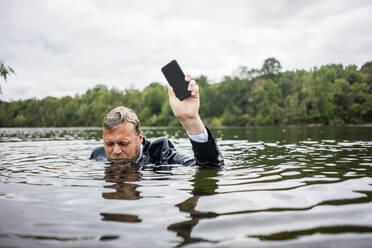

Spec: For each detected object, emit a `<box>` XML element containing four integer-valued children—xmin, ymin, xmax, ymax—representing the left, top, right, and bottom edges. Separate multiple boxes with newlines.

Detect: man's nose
<box><xmin>112</xmin><ymin>144</ymin><xmax>122</xmax><ymax>155</ymax></box>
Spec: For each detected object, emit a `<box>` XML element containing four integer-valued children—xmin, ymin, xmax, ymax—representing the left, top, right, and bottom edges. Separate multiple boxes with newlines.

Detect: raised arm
<box><xmin>167</xmin><ymin>75</ymin><xmax>224</xmax><ymax>167</ymax></box>
<box><xmin>167</xmin><ymin>74</ymin><xmax>204</xmax><ymax>135</ymax></box>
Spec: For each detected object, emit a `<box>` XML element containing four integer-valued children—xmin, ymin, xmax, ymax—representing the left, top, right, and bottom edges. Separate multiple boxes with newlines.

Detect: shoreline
<box><xmin>1</xmin><ymin>123</ymin><xmax>372</xmax><ymax>129</ymax></box>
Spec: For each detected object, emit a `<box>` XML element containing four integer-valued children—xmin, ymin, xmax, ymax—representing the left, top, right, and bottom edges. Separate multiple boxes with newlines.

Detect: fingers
<box><xmin>188</xmin><ymin>79</ymin><xmax>199</xmax><ymax>96</ymax></box>
<box><xmin>185</xmin><ymin>75</ymin><xmax>199</xmax><ymax>96</ymax></box>
<box><xmin>185</xmin><ymin>74</ymin><xmax>191</xmax><ymax>82</ymax></box>
<box><xmin>167</xmin><ymin>85</ymin><xmax>176</xmax><ymax>98</ymax></box>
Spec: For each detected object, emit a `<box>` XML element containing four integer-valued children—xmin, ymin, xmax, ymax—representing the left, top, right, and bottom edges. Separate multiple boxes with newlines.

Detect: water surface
<box><xmin>1</xmin><ymin>126</ymin><xmax>372</xmax><ymax>248</ymax></box>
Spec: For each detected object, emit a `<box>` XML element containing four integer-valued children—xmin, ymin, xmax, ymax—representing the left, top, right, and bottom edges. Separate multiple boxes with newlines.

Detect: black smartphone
<box><xmin>161</xmin><ymin>60</ymin><xmax>191</xmax><ymax>100</ymax></box>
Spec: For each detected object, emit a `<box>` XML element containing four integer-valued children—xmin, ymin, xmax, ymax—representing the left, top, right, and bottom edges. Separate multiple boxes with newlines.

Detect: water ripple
<box><xmin>0</xmin><ymin>126</ymin><xmax>372</xmax><ymax>247</ymax></box>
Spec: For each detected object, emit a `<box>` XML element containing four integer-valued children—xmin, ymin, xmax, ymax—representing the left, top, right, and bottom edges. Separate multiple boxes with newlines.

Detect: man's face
<box><xmin>103</xmin><ymin>122</ymin><xmax>143</xmax><ymax>164</ymax></box>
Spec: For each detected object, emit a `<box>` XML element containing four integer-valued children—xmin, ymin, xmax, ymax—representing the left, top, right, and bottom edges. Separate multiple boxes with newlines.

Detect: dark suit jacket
<box><xmin>90</xmin><ymin>126</ymin><xmax>224</xmax><ymax>167</ymax></box>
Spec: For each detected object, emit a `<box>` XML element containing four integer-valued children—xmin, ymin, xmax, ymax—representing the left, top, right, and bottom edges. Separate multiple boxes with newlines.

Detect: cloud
<box><xmin>1</xmin><ymin>0</ymin><xmax>372</xmax><ymax>100</ymax></box>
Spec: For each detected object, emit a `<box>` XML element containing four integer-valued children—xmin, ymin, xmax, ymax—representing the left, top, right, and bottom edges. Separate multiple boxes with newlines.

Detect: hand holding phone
<box><xmin>161</xmin><ymin>60</ymin><xmax>191</xmax><ymax>101</ymax></box>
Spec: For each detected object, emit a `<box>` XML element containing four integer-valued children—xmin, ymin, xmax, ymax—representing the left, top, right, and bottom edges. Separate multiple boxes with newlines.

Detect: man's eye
<box><xmin>106</xmin><ymin>143</ymin><xmax>114</xmax><ymax>146</ymax></box>
<box><xmin>118</xmin><ymin>142</ymin><xmax>129</xmax><ymax>146</ymax></box>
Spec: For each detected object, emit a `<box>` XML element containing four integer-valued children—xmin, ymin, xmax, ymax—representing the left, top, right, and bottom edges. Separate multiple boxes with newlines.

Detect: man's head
<box><xmin>103</xmin><ymin>106</ymin><xmax>143</xmax><ymax>164</ymax></box>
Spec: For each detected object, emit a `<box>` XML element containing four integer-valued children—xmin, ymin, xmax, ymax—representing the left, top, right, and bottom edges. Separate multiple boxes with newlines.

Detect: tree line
<box><xmin>1</xmin><ymin>58</ymin><xmax>372</xmax><ymax>127</ymax></box>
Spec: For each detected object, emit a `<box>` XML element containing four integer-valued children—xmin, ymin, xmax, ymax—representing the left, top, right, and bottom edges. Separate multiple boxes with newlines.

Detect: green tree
<box><xmin>140</xmin><ymin>83</ymin><xmax>167</xmax><ymax>126</ymax></box>
<box><xmin>251</xmin><ymin>79</ymin><xmax>282</xmax><ymax>125</ymax></box>
<box><xmin>0</xmin><ymin>60</ymin><xmax>15</xmax><ymax>93</ymax></box>
<box><xmin>303</xmin><ymin>65</ymin><xmax>339</xmax><ymax>123</ymax></box>
<box><xmin>260</xmin><ymin>57</ymin><xmax>282</xmax><ymax>81</ymax></box>
<box><xmin>361</xmin><ymin>61</ymin><xmax>372</xmax><ymax>93</ymax></box>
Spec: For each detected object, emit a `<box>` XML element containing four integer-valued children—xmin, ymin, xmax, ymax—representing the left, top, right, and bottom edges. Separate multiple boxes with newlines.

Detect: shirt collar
<box><xmin>136</xmin><ymin>144</ymin><xmax>144</xmax><ymax>163</ymax></box>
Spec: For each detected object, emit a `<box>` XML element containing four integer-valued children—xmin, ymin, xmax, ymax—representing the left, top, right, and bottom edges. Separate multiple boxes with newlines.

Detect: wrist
<box><xmin>179</xmin><ymin>115</ymin><xmax>205</xmax><ymax>135</ymax></box>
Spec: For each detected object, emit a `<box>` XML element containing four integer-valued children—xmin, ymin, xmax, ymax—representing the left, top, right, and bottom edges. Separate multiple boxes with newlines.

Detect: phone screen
<box><xmin>161</xmin><ymin>60</ymin><xmax>191</xmax><ymax>100</ymax></box>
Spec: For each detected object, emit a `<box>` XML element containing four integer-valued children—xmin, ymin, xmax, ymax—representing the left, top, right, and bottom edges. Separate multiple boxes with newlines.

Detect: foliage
<box><xmin>1</xmin><ymin>58</ymin><xmax>372</xmax><ymax>127</ymax></box>
<box><xmin>0</xmin><ymin>60</ymin><xmax>15</xmax><ymax>94</ymax></box>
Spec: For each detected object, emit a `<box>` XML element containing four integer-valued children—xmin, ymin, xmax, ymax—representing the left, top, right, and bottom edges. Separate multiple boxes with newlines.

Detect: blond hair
<box><xmin>103</xmin><ymin>106</ymin><xmax>141</xmax><ymax>135</ymax></box>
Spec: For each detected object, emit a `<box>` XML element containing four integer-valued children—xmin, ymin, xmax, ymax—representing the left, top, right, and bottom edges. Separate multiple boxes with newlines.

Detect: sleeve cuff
<box><xmin>187</xmin><ymin>126</ymin><xmax>209</xmax><ymax>143</ymax></box>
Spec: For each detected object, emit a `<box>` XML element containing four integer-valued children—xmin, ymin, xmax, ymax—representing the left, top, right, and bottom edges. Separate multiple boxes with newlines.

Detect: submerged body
<box><xmin>90</xmin><ymin>126</ymin><xmax>223</xmax><ymax>167</ymax></box>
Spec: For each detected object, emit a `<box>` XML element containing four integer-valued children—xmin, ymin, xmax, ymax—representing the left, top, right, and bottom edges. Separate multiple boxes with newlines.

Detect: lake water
<box><xmin>1</xmin><ymin>126</ymin><xmax>372</xmax><ymax>248</ymax></box>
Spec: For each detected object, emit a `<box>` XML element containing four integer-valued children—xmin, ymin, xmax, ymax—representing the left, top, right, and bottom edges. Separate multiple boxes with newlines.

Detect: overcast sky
<box><xmin>1</xmin><ymin>0</ymin><xmax>372</xmax><ymax>101</ymax></box>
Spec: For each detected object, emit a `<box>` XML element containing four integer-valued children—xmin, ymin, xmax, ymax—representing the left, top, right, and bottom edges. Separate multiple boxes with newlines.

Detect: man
<box><xmin>90</xmin><ymin>75</ymin><xmax>223</xmax><ymax>167</ymax></box>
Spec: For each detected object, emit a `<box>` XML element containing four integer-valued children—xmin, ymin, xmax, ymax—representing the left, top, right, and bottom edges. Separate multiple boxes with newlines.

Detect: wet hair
<box><xmin>103</xmin><ymin>106</ymin><xmax>141</xmax><ymax>135</ymax></box>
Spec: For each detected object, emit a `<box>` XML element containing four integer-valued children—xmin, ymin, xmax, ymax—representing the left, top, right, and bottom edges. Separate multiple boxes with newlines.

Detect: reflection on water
<box><xmin>101</xmin><ymin>163</ymin><xmax>143</xmax><ymax>224</ymax></box>
<box><xmin>1</xmin><ymin>126</ymin><xmax>372</xmax><ymax>247</ymax></box>
<box><xmin>103</xmin><ymin>163</ymin><xmax>142</xmax><ymax>201</ymax></box>
<box><xmin>168</xmin><ymin>168</ymin><xmax>220</xmax><ymax>247</ymax></box>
